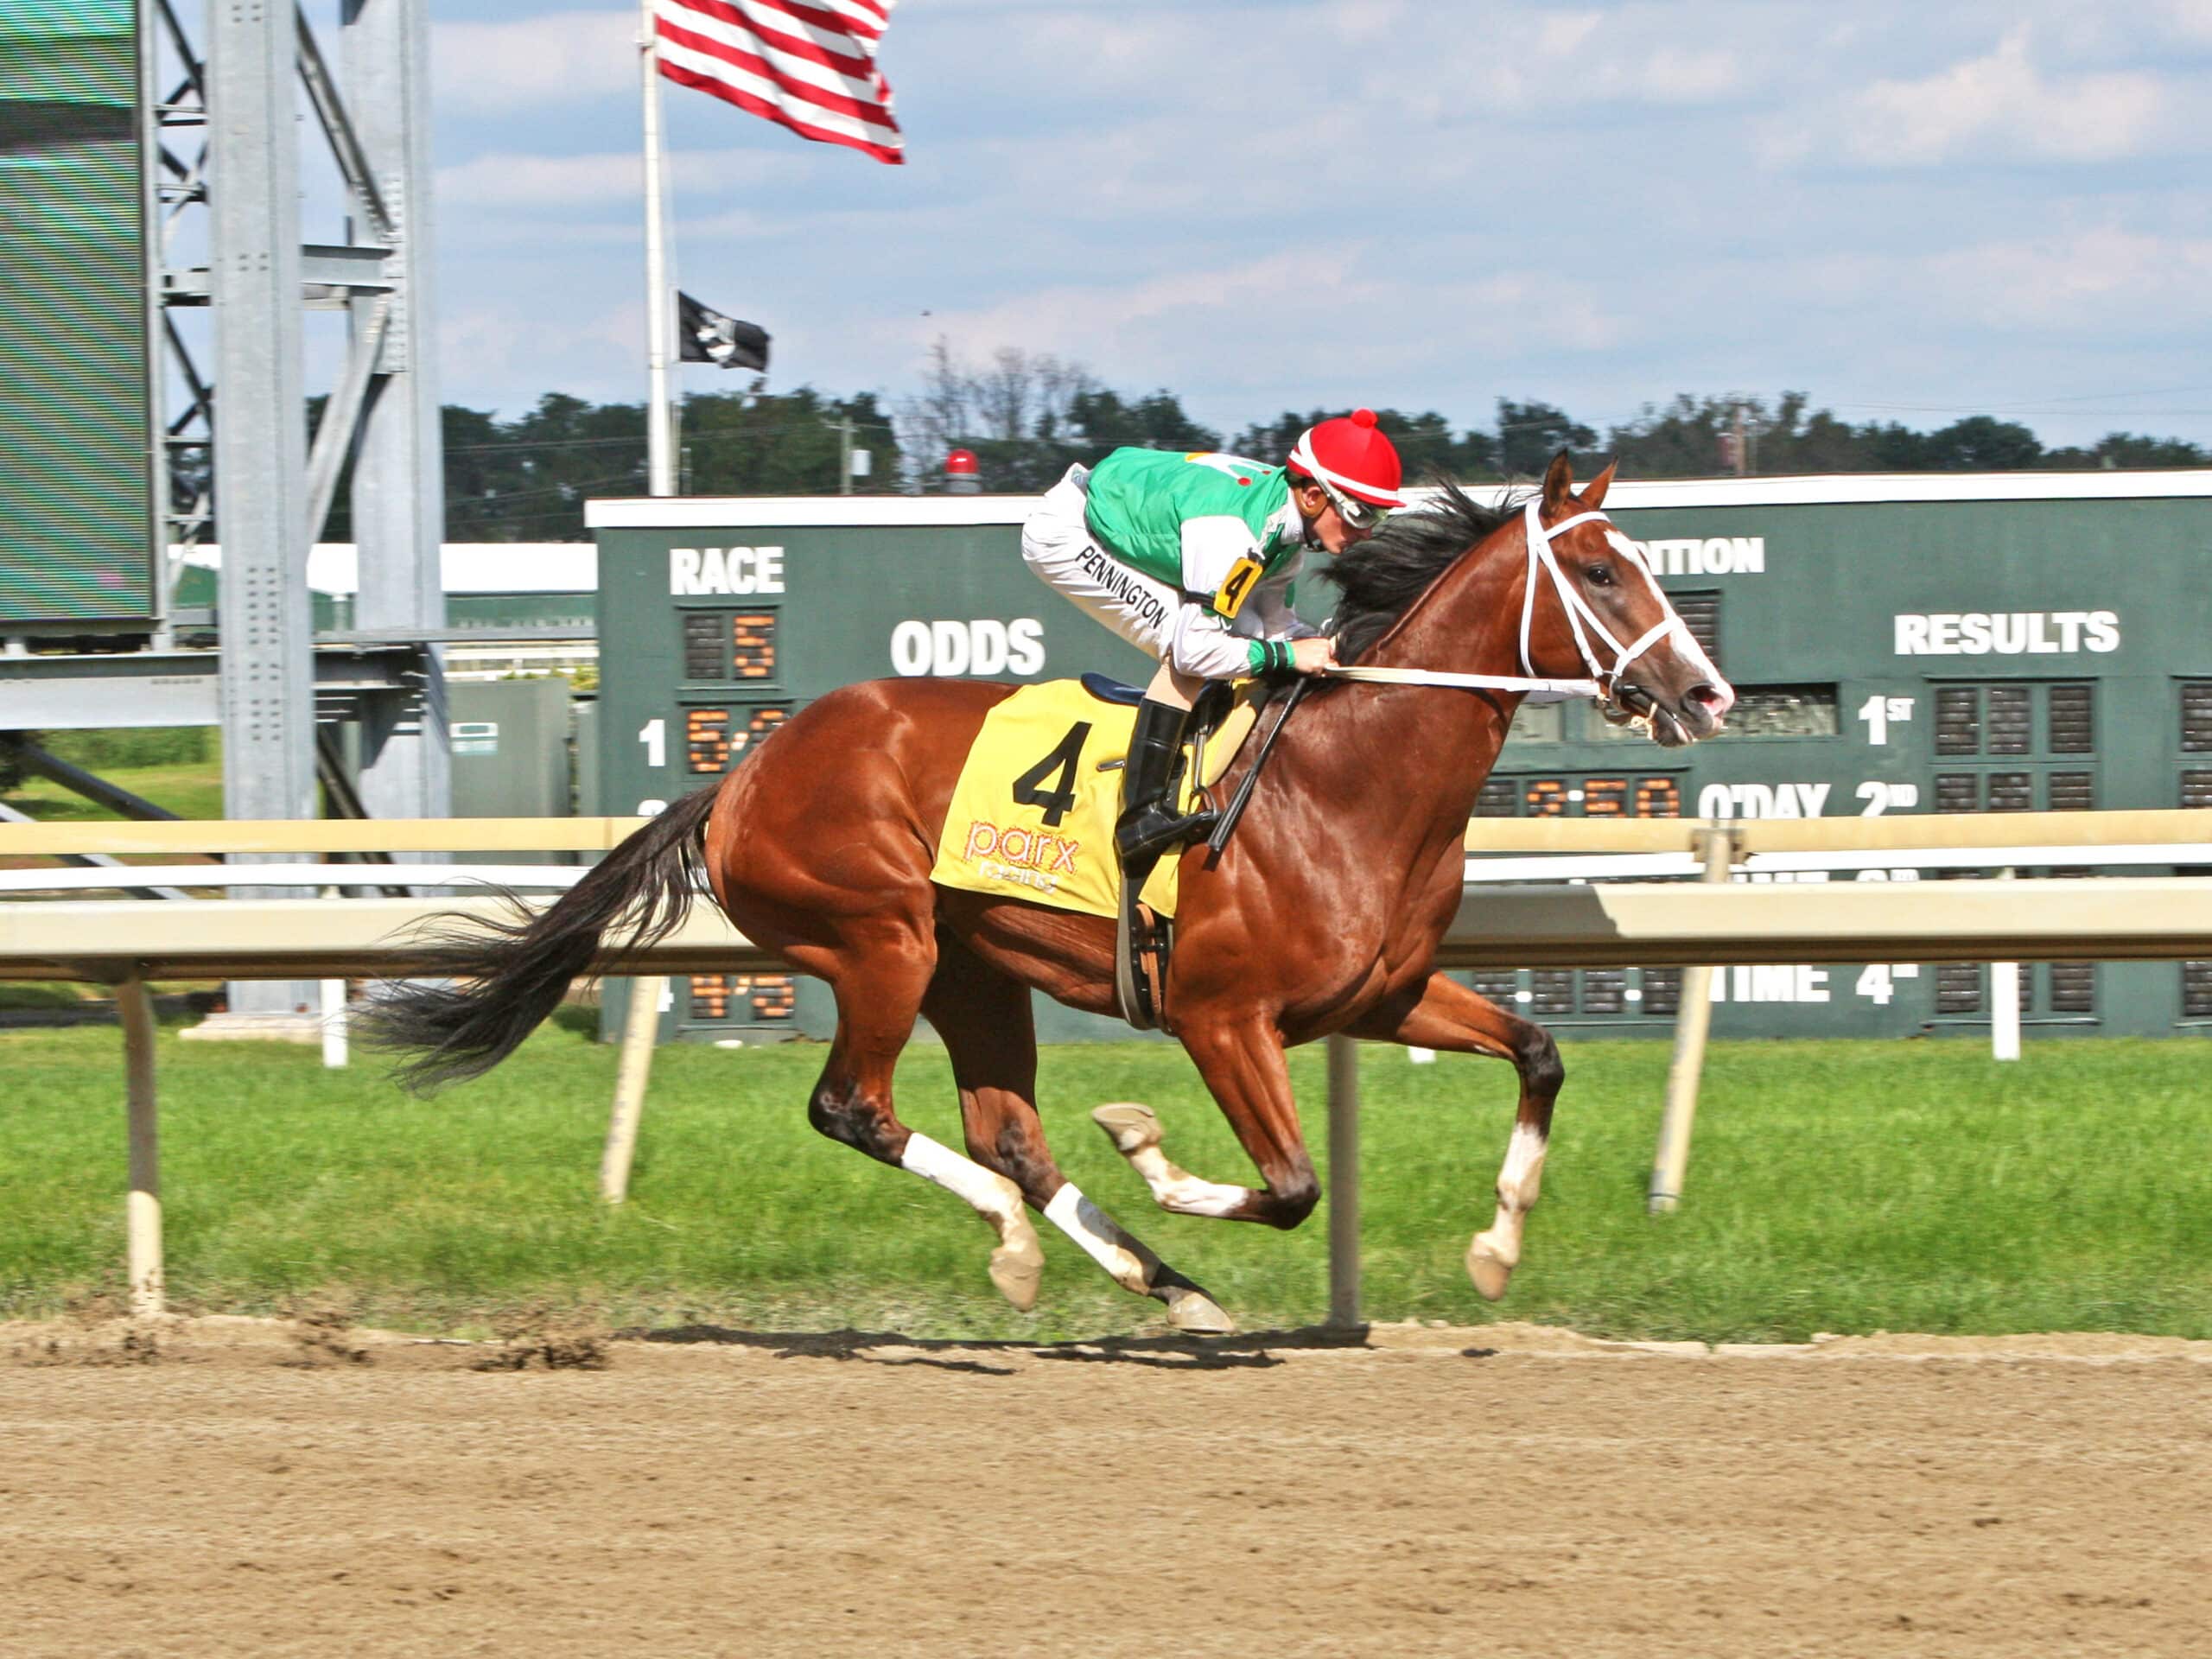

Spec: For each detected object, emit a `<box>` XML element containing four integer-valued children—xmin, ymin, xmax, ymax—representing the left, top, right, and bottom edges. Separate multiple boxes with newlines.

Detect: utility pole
<box><xmin>823</xmin><ymin>410</ymin><xmax>857</xmax><ymax>494</ymax></box>
<box><xmin>1732</xmin><ymin>401</ymin><xmax>1750</xmax><ymax>478</ymax></box>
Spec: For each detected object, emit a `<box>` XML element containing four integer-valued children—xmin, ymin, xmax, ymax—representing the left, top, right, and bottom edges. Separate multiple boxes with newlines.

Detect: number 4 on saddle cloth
<box><xmin>929</xmin><ymin>674</ymin><xmax>1257</xmax><ymax>925</ymax></box>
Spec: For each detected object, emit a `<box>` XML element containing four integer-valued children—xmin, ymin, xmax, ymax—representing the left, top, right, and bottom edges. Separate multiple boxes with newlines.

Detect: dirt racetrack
<box><xmin>5</xmin><ymin>1317</ymin><xmax>2208</xmax><ymax>1658</ymax></box>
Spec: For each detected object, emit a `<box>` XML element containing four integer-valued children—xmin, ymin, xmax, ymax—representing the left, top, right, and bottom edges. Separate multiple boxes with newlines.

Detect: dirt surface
<box><xmin>4</xmin><ymin>1317</ymin><xmax>2208</xmax><ymax>1657</ymax></box>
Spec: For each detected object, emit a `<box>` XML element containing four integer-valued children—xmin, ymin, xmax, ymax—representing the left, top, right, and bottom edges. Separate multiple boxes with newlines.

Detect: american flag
<box><xmin>655</xmin><ymin>0</ymin><xmax>904</xmax><ymax>166</ymax></box>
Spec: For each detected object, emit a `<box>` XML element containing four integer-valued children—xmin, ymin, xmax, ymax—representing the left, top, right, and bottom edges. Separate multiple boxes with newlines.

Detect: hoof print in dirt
<box><xmin>285</xmin><ymin>1303</ymin><xmax>374</xmax><ymax>1368</ymax></box>
<box><xmin>472</xmin><ymin>1310</ymin><xmax>611</xmax><ymax>1372</ymax></box>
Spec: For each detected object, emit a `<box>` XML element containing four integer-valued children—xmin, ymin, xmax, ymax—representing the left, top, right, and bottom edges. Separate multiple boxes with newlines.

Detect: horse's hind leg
<box><xmin>922</xmin><ymin>937</ymin><xmax>1232</xmax><ymax>1333</ymax></box>
<box><xmin>1349</xmin><ymin>970</ymin><xmax>1565</xmax><ymax>1301</ymax></box>
<box><xmin>805</xmin><ymin>931</ymin><xmax>1045</xmax><ymax>1311</ymax></box>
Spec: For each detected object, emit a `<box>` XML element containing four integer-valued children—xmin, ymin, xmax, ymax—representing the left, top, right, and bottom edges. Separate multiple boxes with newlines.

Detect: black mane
<box><xmin>1322</xmin><ymin>478</ymin><xmax>1529</xmax><ymax>665</ymax></box>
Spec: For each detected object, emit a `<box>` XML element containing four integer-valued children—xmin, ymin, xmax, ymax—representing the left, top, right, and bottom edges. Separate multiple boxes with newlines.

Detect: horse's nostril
<box><xmin>1686</xmin><ymin>682</ymin><xmax>1734</xmax><ymax>718</ymax></box>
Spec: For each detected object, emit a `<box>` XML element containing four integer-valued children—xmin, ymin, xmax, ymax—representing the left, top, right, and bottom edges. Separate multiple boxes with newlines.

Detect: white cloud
<box><xmin>431</xmin><ymin>10</ymin><xmax>634</xmax><ymax>116</ymax></box>
<box><xmin>439</xmin><ymin>150</ymin><xmax>641</xmax><ymax>207</ymax></box>
<box><xmin>414</xmin><ymin>1</ymin><xmax>2212</xmax><ymax>448</ymax></box>
<box><xmin>1823</xmin><ymin>27</ymin><xmax>2175</xmax><ymax>166</ymax></box>
<box><xmin>1754</xmin><ymin>226</ymin><xmax>2212</xmax><ymax>343</ymax></box>
<box><xmin>438</xmin><ymin>298</ymin><xmax>643</xmax><ymax>414</ymax></box>
<box><xmin>2157</xmin><ymin>0</ymin><xmax>2212</xmax><ymax>44</ymax></box>
<box><xmin>899</xmin><ymin>248</ymin><xmax>1626</xmax><ymax>404</ymax></box>
<box><xmin>1923</xmin><ymin>229</ymin><xmax>2212</xmax><ymax>330</ymax></box>
<box><xmin>437</xmin><ymin>147</ymin><xmax>785</xmax><ymax>208</ymax></box>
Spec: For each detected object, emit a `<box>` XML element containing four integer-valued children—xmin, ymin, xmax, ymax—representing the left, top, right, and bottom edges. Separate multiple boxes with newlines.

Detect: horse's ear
<box><xmin>1542</xmin><ymin>449</ymin><xmax>1574</xmax><ymax>507</ymax></box>
<box><xmin>1582</xmin><ymin>460</ymin><xmax>1618</xmax><ymax>509</ymax></box>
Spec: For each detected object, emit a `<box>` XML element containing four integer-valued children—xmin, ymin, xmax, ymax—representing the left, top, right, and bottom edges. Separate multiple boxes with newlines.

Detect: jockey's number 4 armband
<box><xmin>1211</xmin><ymin>555</ymin><xmax>1264</xmax><ymax>619</ymax></box>
<box><xmin>1246</xmin><ymin>639</ymin><xmax>1295</xmax><ymax>675</ymax></box>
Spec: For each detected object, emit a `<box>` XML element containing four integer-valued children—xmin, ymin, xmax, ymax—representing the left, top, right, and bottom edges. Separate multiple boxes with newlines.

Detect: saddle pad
<box><xmin>930</xmin><ymin>678</ymin><xmax>1254</xmax><ymax>920</ymax></box>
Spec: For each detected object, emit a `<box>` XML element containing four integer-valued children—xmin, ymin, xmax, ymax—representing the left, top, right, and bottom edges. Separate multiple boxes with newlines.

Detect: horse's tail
<box><xmin>360</xmin><ymin>786</ymin><xmax>721</xmax><ymax>1094</ymax></box>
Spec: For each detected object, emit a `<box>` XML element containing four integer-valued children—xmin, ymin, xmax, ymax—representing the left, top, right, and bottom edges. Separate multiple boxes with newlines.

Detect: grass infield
<box><xmin>2</xmin><ymin>1014</ymin><xmax>2207</xmax><ymax>1343</ymax></box>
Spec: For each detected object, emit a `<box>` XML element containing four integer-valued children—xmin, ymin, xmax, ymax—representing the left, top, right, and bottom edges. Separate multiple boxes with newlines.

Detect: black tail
<box><xmin>359</xmin><ymin>788</ymin><xmax>721</xmax><ymax>1093</ymax></box>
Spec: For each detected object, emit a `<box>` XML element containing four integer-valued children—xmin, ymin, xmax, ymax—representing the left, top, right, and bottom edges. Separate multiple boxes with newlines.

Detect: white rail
<box><xmin>8</xmin><ymin>840</ymin><xmax>2209</xmax><ymax>897</ymax></box>
<box><xmin>5</xmin><ymin>810</ymin><xmax>2209</xmax><ymax>1325</ymax></box>
<box><xmin>0</xmin><ymin>864</ymin><xmax>588</xmax><ymax>894</ymax></box>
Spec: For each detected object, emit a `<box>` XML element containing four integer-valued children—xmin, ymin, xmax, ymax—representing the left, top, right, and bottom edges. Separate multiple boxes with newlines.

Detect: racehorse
<box><xmin>365</xmin><ymin>454</ymin><xmax>1735</xmax><ymax>1332</ymax></box>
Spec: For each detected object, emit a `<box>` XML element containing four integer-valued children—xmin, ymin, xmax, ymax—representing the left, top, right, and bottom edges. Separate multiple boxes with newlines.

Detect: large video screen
<box><xmin>0</xmin><ymin>1</ymin><xmax>155</xmax><ymax>628</ymax></box>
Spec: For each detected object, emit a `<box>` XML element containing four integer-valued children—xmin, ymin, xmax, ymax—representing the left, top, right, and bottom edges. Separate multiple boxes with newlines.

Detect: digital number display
<box><xmin>689</xmin><ymin>974</ymin><xmax>798</xmax><ymax>1021</ymax></box>
<box><xmin>687</xmin><ymin>709</ymin><xmax>731</xmax><ymax>772</ymax></box>
<box><xmin>1584</xmin><ymin>777</ymin><xmax>1628</xmax><ymax>817</ymax></box>
<box><xmin>1509</xmin><ymin>774</ymin><xmax>1682</xmax><ymax>818</ymax></box>
<box><xmin>685</xmin><ymin>705</ymin><xmax>791</xmax><ymax>773</ymax></box>
<box><xmin>681</xmin><ymin>609</ymin><xmax>779</xmax><ymax>682</ymax></box>
<box><xmin>731</xmin><ymin>613</ymin><xmax>776</xmax><ymax>679</ymax></box>
<box><xmin>1524</xmin><ymin>779</ymin><xmax>1569</xmax><ymax>817</ymax></box>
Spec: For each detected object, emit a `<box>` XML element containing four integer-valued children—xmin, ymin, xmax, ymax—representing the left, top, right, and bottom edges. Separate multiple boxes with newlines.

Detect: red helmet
<box><xmin>1287</xmin><ymin>408</ymin><xmax>1406</xmax><ymax>522</ymax></box>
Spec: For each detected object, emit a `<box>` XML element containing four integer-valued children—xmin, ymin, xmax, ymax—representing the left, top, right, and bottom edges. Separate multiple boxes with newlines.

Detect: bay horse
<box><xmin>366</xmin><ymin>454</ymin><xmax>1735</xmax><ymax>1332</ymax></box>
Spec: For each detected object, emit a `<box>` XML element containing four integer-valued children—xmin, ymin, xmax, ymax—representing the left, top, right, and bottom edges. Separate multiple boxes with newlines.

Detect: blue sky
<box><xmin>410</xmin><ymin>0</ymin><xmax>2212</xmax><ymax>449</ymax></box>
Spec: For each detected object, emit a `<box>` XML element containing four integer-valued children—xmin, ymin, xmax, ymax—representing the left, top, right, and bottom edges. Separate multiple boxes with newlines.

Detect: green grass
<box><xmin>3</xmin><ymin>758</ymin><xmax>226</xmax><ymax>823</ymax></box>
<box><xmin>2</xmin><ymin>1018</ymin><xmax>2208</xmax><ymax>1342</ymax></box>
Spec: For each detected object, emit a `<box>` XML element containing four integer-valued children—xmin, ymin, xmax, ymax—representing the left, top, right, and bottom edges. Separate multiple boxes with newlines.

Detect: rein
<box><xmin>1324</xmin><ymin>498</ymin><xmax>1692</xmax><ymax>706</ymax></box>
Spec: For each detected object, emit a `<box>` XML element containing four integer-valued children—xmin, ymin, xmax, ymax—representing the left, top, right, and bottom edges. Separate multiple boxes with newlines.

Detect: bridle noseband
<box><xmin>1325</xmin><ymin>498</ymin><xmax>1697</xmax><ymax>711</ymax></box>
<box><xmin>1516</xmin><ymin>499</ymin><xmax>1694</xmax><ymax>705</ymax></box>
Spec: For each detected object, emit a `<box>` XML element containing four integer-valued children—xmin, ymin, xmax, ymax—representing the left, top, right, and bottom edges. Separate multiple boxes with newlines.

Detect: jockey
<box><xmin>1021</xmin><ymin>408</ymin><xmax>1405</xmax><ymax>889</ymax></box>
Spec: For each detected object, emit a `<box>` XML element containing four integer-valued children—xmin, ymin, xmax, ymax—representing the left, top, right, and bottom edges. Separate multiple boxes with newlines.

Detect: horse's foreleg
<box><xmin>805</xmin><ymin>932</ymin><xmax>1044</xmax><ymax>1313</ymax></box>
<box><xmin>1124</xmin><ymin>1015</ymin><xmax>1319</xmax><ymax>1230</ymax></box>
<box><xmin>1349</xmin><ymin>971</ymin><xmax>1565</xmax><ymax>1301</ymax></box>
<box><xmin>922</xmin><ymin>942</ymin><xmax>1230</xmax><ymax>1332</ymax></box>
<box><xmin>1090</xmin><ymin>1101</ymin><xmax>1262</xmax><ymax>1217</ymax></box>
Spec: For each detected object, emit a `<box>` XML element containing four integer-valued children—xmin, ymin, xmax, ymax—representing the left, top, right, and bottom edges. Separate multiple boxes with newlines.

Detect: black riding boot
<box><xmin>1116</xmin><ymin>696</ymin><xmax>1217</xmax><ymax>885</ymax></box>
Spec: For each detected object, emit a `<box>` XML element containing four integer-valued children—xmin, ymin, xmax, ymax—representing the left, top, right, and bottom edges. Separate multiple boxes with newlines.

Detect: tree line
<box><xmin>315</xmin><ymin>344</ymin><xmax>2210</xmax><ymax>542</ymax></box>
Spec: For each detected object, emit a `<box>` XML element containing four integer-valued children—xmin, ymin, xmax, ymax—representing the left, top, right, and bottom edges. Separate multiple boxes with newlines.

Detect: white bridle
<box><xmin>1515</xmin><ymin>499</ymin><xmax>1696</xmax><ymax>692</ymax></box>
<box><xmin>1325</xmin><ymin>498</ymin><xmax>1696</xmax><ymax>703</ymax></box>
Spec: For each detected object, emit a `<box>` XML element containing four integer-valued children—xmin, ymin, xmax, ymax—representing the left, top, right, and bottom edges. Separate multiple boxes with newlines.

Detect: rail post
<box><xmin>1991</xmin><ymin>868</ymin><xmax>2021</xmax><ymax>1061</ymax></box>
<box><xmin>1648</xmin><ymin>825</ymin><xmax>1739</xmax><ymax>1215</ymax></box>
<box><xmin>118</xmin><ymin>978</ymin><xmax>164</xmax><ymax>1316</ymax></box>
<box><xmin>319</xmin><ymin>977</ymin><xmax>348</xmax><ymax>1068</ymax></box>
<box><xmin>601</xmin><ymin>976</ymin><xmax>664</xmax><ymax>1203</ymax></box>
<box><xmin>1325</xmin><ymin>1033</ymin><xmax>1362</xmax><ymax>1329</ymax></box>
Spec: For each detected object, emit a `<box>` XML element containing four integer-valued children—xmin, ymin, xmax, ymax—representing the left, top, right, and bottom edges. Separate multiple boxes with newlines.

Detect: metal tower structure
<box><xmin>153</xmin><ymin>0</ymin><xmax>449</xmax><ymax>1032</ymax></box>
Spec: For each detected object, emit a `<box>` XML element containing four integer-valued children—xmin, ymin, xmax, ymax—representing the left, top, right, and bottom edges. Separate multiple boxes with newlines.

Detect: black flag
<box><xmin>678</xmin><ymin>292</ymin><xmax>770</xmax><ymax>372</ymax></box>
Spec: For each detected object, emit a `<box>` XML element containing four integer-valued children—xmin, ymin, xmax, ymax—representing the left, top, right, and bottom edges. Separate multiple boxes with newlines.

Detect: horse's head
<box><xmin>1522</xmin><ymin>453</ymin><xmax>1735</xmax><ymax>747</ymax></box>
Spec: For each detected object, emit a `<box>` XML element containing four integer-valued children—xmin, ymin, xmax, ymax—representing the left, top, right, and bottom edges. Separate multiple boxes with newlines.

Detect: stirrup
<box><xmin>1114</xmin><ymin>885</ymin><xmax>1172</xmax><ymax>1032</ymax></box>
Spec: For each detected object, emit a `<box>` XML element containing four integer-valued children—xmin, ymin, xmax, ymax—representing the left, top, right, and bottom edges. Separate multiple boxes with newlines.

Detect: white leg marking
<box><xmin>901</xmin><ymin>1130</ymin><xmax>1025</xmax><ymax>1229</ymax></box>
<box><xmin>901</xmin><ymin>1131</ymin><xmax>1044</xmax><ymax>1310</ymax></box>
<box><xmin>1468</xmin><ymin>1122</ymin><xmax>1548</xmax><ymax>1301</ymax></box>
<box><xmin>1091</xmin><ymin>1103</ymin><xmax>1252</xmax><ymax>1217</ymax></box>
<box><xmin>1124</xmin><ymin>1145</ymin><xmax>1253</xmax><ymax>1217</ymax></box>
<box><xmin>1042</xmin><ymin>1182</ymin><xmax>1159</xmax><ymax>1295</ymax></box>
<box><xmin>1044</xmin><ymin>1183</ymin><xmax>1236</xmax><ymax>1332</ymax></box>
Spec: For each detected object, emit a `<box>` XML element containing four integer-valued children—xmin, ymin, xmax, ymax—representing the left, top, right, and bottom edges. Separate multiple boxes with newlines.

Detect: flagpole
<box><xmin>639</xmin><ymin>0</ymin><xmax>675</xmax><ymax>497</ymax></box>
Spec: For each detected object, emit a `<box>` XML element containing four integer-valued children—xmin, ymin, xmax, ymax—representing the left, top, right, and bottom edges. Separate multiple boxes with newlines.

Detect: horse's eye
<box><xmin>1586</xmin><ymin>563</ymin><xmax>1617</xmax><ymax>588</ymax></box>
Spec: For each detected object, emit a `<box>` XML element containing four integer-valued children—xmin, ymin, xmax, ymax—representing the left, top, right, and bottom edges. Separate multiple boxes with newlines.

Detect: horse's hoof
<box><xmin>1465</xmin><ymin>1239</ymin><xmax>1514</xmax><ymax>1302</ymax></box>
<box><xmin>988</xmin><ymin>1235</ymin><xmax>1044</xmax><ymax>1313</ymax></box>
<box><xmin>1092</xmin><ymin>1101</ymin><xmax>1163</xmax><ymax>1155</ymax></box>
<box><xmin>1165</xmin><ymin>1288</ymin><xmax>1236</xmax><ymax>1335</ymax></box>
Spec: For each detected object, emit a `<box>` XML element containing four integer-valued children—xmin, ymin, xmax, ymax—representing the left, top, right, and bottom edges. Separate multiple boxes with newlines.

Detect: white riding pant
<box><xmin>1021</xmin><ymin>466</ymin><xmax>1273</xmax><ymax>683</ymax></box>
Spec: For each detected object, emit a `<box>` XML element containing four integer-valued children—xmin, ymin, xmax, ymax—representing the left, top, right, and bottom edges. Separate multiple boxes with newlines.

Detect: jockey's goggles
<box><xmin>1320</xmin><ymin>479</ymin><xmax>1389</xmax><ymax>531</ymax></box>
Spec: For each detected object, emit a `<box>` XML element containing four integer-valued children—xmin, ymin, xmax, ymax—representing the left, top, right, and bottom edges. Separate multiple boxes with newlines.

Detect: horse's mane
<box><xmin>1322</xmin><ymin>478</ymin><xmax>1531</xmax><ymax>665</ymax></box>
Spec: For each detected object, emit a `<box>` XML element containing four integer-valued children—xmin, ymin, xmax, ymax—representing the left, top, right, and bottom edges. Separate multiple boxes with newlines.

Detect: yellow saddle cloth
<box><xmin>930</xmin><ymin>679</ymin><xmax>1254</xmax><ymax>921</ymax></box>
